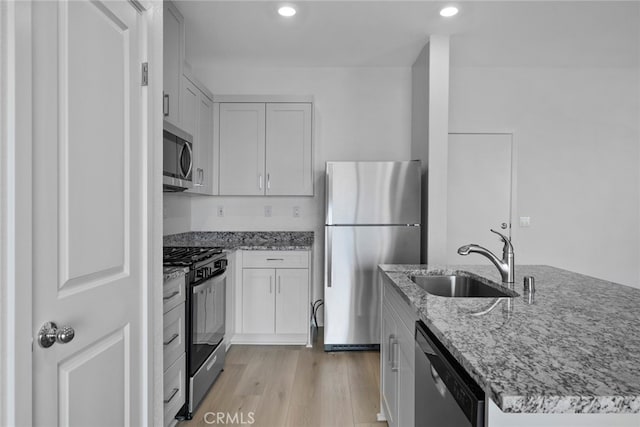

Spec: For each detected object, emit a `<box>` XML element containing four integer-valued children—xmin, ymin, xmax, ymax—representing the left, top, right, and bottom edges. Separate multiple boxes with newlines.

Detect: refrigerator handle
<box><xmin>325</xmin><ymin>226</ymin><xmax>332</xmax><ymax>288</ymax></box>
<box><xmin>326</xmin><ymin>163</ymin><xmax>333</xmax><ymax>224</ymax></box>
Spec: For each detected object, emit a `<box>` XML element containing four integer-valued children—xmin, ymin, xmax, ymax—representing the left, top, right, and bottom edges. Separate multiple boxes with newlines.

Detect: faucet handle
<box><xmin>490</xmin><ymin>229</ymin><xmax>514</xmax><ymax>252</ymax></box>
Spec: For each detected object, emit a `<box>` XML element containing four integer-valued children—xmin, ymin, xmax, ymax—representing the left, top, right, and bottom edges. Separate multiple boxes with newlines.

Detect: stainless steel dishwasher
<box><xmin>415</xmin><ymin>320</ymin><xmax>485</xmax><ymax>427</ymax></box>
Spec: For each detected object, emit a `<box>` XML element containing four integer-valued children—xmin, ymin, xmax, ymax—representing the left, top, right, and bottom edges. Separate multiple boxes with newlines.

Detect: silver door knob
<box><xmin>38</xmin><ymin>321</ymin><xmax>75</xmax><ymax>348</ymax></box>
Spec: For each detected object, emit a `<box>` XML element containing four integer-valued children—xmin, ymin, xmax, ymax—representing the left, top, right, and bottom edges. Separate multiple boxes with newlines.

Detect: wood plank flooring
<box><xmin>181</xmin><ymin>333</ymin><xmax>387</xmax><ymax>427</ymax></box>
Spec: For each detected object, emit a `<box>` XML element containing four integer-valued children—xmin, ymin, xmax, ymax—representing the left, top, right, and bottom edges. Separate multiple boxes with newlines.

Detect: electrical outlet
<box><xmin>293</xmin><ymin>206</ymin><xmax>300</xmax><ymax>218</ymax></box>
<box><xmin>217</xmin><ymin>206</ymin><xmax>224</xmax><ymax>217</ymax></box>
<box><xmin>264</xmin><ymin>206</ymin><xmax>272</xmax><ymax>217</ymax></box>
<box><xmin>163</xmin><ymin>206</ymin><xmax>168</xmax><ymax>219</ymax></box>
<box><xmin>519</xmin><ymin>216</ymin><xmax>531</xmax><ymax>227</ymax></box>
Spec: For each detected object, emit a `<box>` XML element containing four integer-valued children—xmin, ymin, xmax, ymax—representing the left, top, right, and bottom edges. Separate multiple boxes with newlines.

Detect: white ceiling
<box><xmin>177</xmin><ymin>1</ymin><xmax>640</xmax><ymax>68</ymax></box>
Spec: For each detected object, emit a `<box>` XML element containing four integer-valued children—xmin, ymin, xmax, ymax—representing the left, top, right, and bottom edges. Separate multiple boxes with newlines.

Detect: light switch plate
<box><xmin>519</xmin><ymin>216</ymin><xmax>531</xmax><ymax>227</ymax></box>
<box><xmin>264</xmin><ymin>206</ymin><xmax>272</xmax><ymax>217</ymax></box>
<box><xmin>217</xmin><ymin>206</ymin><xmax>224</xmax><ymax>217</ymax></box>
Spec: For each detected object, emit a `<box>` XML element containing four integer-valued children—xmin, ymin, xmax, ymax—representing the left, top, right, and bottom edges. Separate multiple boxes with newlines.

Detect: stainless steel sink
<box><xmin>410</xmin><ymin>274</ymin><xmax>517</xmax><ymax>298</ymax></box>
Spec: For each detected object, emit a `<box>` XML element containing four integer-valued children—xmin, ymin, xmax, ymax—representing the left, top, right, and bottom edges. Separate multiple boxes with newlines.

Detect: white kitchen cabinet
<box><xmin>218</xmin><ymin>101</ymin><xmax>313</xmax><ymax>196</ymax></box>
<box><xmin>234</xmin><ymin>250</ymin><xmax>310</xmax><ymax>345</ymax></box>
<box><xmin>241</xmin><ymin>268</ymin><xmax>276</xmax><ymax>334</ymax></box>
<box><xmin>218</xmin><ymin>103</ymin><xmax>266</xmax><ymax>196</ymax></box>
<box><xmin>182</xmin><ymin>73</ymin><xmax>216</xmax><ymax>195</ymax></box>
<box><xmin>275</xmin><ymin>268</ymin><xmax>310</xmax><ymax>335</ymax></box>
<box><xmin>381</xmin><ymin>302</ymin><xmax>398</xmax><ymax>427</ymax></box>
<box><xmin>163</xmin><ymin>1</ymin><xmax>184</xmax><ymax>126</ymax></box>
<box><xmin>265</xmin><ymin>103</ymin><xmax>313</xmax><ymax>196</ymax></box>
<box><xmin>380</xmin><ymin>276</ymin><xmax>416</xmax><ymax>427</ymax></box>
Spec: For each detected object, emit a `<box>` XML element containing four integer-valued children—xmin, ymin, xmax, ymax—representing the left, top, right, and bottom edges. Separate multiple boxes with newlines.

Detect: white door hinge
<box><xmin>141</xmin><ymin>62</ymin><xmax>148</xmax><ymax>86</ymax></box>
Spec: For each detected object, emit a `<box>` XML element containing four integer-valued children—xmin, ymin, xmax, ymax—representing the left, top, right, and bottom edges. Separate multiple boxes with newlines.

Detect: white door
<box><xmin>265</xmin><ymin>103</ymin><xmax>313</xmax><ymax>196</ymax></box>
<box><xmin>32</xmin><ymin>1</ymin><xmax>147</xmax><ymax>425</ymax></box>
<box><xmin>219</xmin><ymin>103</ymin><xmax>266</xmax><ymax>195</ymax></box>
<box><xmin>275</xmin><ymin>269</ymin><xmax>309</xmax><ymax>334</ymax></box>
<box><xmin>446</xmin><ymin>133</ymin><xmax>512</xmax><ymax>264</ymax></box>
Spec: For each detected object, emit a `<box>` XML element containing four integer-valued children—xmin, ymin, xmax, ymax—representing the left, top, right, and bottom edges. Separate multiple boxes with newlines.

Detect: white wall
<box><xmin>449</xmin><ymin>66</ymin><xmax>640</xmax><ymax>287</ymax></box>
<box><xmin>188</xmin><ymin>65</ymin><xmax>413</xmax><ymax>310</ymax></box>
<box><xmin>163</xmin><ymin>193</ymin><xmax>191</xmax><ymax>236</ymax></box>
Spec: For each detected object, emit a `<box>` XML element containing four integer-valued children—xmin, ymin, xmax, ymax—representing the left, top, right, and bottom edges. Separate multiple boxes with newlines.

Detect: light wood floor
<box><xmin>181</xmin><ymin>333</ymin><xmax>387</xmax><ymax>427</ymax></box>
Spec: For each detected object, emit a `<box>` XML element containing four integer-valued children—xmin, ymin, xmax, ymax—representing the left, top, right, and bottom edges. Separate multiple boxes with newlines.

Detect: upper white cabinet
<box><xmin>218</xmin><ymin>100</ymin><xmax>313</xmax><ymax>196</ymax></box>
<box><xmin>163</xmin><ymin>1</ymin><xmax>184</xmax><ymax>126</ymax></box>
<box><xmin>182</xmin><ymin>72</ymin><xmax>217</xmax><ymax>195</ymax></box>
<box><xmin>218</xmin><ymin>103</ymin><xmax>266</xmax><ymax>196</ymax></box>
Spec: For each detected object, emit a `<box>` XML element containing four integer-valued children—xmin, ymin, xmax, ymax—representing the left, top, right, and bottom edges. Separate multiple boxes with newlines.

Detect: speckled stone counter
<box><xmin>163</xmin><ymin>265</ymin><xmax>188</xmax><ymax>282</ymax></box>
<box><xmin>379</xmin><ymin>264</ymin><xmax>640</xmax><ymax>414</ymax></box>
<box><xmin>163</xmin><ymin>231</ymin><xmax>313</xmax><ymax>251</ymax></box>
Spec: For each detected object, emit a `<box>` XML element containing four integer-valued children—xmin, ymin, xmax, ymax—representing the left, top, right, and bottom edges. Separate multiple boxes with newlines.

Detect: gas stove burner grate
<box><xmin>163</xmin><ymin>246</ymin><xmax>224</xmax><ymax>266</ymax></box>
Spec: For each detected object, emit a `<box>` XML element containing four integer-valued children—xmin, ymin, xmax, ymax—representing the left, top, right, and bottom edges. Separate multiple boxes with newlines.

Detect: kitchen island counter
<box><xmin>379</xmin><ymin>264</ymin><xmax>640</xmax><ymax>415</ymax></box>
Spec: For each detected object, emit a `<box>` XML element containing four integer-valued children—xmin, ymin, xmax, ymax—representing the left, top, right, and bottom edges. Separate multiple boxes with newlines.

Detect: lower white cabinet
<box><xmin>163</xmin><ymin>273</ymin><xmax>186</xmax><ymax>426</ymax></box>
<box><xmin>380</xmin><ymin>275</ymin><xmax>416</xmax><ymax>427</ymax></box>
<box><xmin>234</xmin><ymin>250</ymin><xmax>310</xmax><ymax>345</ymax></box>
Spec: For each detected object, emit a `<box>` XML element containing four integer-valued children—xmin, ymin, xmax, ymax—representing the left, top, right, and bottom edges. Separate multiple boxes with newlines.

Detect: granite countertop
<box><xmin>379</xmin><ymin>264</ymin><xmax>640</xmax><ymax>414</ymax></box>
<box><xmin>163</xmin><ymin>231</ymin><xmax>313</xmax><ymax>251</ymax></box>
<box><xmin>163</xmin><ymin>265</ymin><xmax>188</xmax><ymax>282</ymax></box>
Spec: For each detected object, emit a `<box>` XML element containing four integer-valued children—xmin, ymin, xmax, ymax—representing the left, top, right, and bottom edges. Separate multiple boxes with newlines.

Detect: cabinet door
<box><xmin>197</xmin><ymin>94</ymin><xmax>216</xmax><ymax>195</ymax></box>
<box><xmin>182</xmin><ymin>78</ymin><xmax>199</xmax><ymax>194</ymax></box>
<box><xmin>381</xmin><ymin>302</ymin><xmax>398</xmax><ymax>427</ymax></box>
<box><xmin>242</xmin><ymin>269</ymin><xmax>275</xmax><ymax>334</ymax></box>
<box><xmin>219</xmin><ymin>103</ymin><xmax>266</xmax><ymax>195</ymax></box>
<box><xmin>163</xmin><ymin>1</ymin><xmax>183</xmax><ymax>125</ymax></box>
<box><xmin>265</xmin><ymin>103</ymin><xmax>313</xmax><ymax>196</ymax></box>
<box><xmin>275</xmin><ymin>269</ymin><xmax>309</xmax><ymax>335</ymax></box>
<box><xmin>397</xmin><ymin>327</ymin><xmax>415</xmax><ymax>427</ymax></box>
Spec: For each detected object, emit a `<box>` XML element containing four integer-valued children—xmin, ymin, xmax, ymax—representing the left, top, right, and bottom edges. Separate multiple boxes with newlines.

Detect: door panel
<box><xmin>32</xmin><ymin>1</ymin><xmax>144</xmax><ymax>424</ymax></box>
<box><xmin>59</xmin><ymin>328</ymin><xmax>128</xmax><ymax>427</ymax></box>
<box><xmin>275</xmin><ymin>269</ymin><xmax>309</xmax><ymax>334</ymax></box>
<box><xmin>219</xmin><ymin>103</ymin><xmax>266</xmax><ymax>195</ymax></box>
<box><xmin>447</xmin><ymin>134</ymin><xmax>512</xmax><ymax>264</ymax></box>
<box><xmin>242</xmin><ymin>269</ymin><xmax>275</xmax><ymax>334</ymax></box>
<box><xmin>324</xmin><ymin>226</ymin><xmax>420</xmax><ymax>345</ymax></box>
<box><xmin>326</xmin><ymin>161</ymin><xmax>421</xmax><ymax>225</ymax></box>
<box><xmin>265</xmin><ymin>103</ymin><xmax>312</xmax><ymax>196</ymax></box>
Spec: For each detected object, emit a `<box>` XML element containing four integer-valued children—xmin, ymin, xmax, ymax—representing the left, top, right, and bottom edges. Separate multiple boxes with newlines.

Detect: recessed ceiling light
<box><xmin>278</xmin><ymin>6</ymin><xmax>296</xmax><ymax>17</ymax></box>
<box><xmin>440</xmin><ymin>6</ymin><xmax>459</xmax><ymax>17</ymax></box>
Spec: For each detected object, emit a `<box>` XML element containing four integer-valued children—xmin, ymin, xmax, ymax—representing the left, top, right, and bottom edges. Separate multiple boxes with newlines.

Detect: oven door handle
<box><xmin>192</xmin><ymin>272</ymin><xmax>226</xmax><ymax>293</ymax></box>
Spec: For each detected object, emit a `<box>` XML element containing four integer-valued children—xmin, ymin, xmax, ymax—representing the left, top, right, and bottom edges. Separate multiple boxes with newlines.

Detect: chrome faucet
<box><xmin>458</xmin><ymin>229</ymin><xmax>515</xmax><ymax>285</ymax></box>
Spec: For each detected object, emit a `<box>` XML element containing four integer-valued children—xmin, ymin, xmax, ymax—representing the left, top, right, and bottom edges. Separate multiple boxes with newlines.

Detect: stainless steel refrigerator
<box><xmin>324</xmin><ymin>161</ymin><xmax>421</xmax><ymax>351</ymax></box>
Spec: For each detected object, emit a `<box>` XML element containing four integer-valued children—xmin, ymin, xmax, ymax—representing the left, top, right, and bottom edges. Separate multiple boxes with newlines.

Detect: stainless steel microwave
<box><xmin>163</xmin><ymin>120</ymin><xmax>193</xmax><ymax>192</ymax></box>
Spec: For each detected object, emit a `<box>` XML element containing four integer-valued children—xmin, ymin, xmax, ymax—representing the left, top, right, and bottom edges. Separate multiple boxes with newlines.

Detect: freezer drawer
<box><xmin>325</xmin><ymin>161</ymin><xmax>421</xmax><ymax>225</ymax></box>
<box><xmin>324</xmin><ymin>225</ymin><xmax>420</xmax><ymax>349</ymax></box>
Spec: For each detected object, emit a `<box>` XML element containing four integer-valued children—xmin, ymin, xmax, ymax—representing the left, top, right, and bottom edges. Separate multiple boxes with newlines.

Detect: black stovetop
<box><xmin>163</xmin><ymin>246</ymin><xmax>223</xmax><ymax>266</ymax></box>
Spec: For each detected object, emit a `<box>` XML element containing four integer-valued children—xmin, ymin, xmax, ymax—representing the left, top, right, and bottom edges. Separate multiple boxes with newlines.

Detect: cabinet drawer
<box><xmin>163</xmin><ymin>273</ymin><xmax>186</xmax><ymax>314</ymax></box>
<box><xmin>163</xmin><ymin>303</ymin><xmax>185</xmax><ymax>371</ymax></box>
<box><xmin>163</xmin><ymin>353</ymin><xmax>186</xmax><ymax>427</ymax></box>
<box><xmin>242</xmin><ymin>250</ymin><xmax>308</xmax><ymax>268</ymax></box>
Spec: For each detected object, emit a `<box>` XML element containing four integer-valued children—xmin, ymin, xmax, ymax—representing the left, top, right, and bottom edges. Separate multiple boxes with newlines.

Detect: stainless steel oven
<box><xmin>189</xmin><ymin>267</ymin><xmax>226</xmax><ymax>413</ymax></box>
<box><xmin>415</xmin><ymin>320</ymin><xmax>485</xmax><ymax>427</ymax></box>
<box><xmin>163</xmin><ymin>120</ymin><xmax>193</xmax><ymax>191</ymax></box>
<box><xmin>163</xmin><ymin>247</ymin><xmax>227</xmax><ymax>420</ymax></box>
